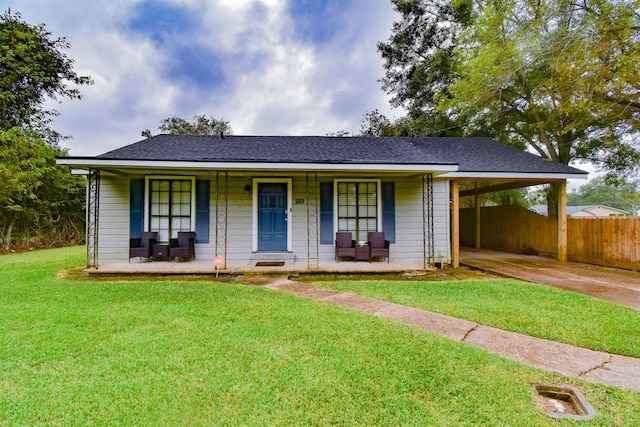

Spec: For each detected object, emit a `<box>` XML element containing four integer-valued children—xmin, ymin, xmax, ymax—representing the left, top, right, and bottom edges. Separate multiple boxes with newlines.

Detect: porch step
<box><xmin>250</xmin><ymin>252</ymin><xmax>296</xmax><ymax>263</ymax></box>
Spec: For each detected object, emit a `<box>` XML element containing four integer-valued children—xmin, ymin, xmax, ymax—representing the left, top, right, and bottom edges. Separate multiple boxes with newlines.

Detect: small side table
<box><xmin>152</xmin><ymin>244</ymin><xmax>170</xmax><ymax>261</ymax></box>
<box><xmin>355</xmin><ymin>244</ymin><xmax>370</xmax><ymax>262</ymax></box>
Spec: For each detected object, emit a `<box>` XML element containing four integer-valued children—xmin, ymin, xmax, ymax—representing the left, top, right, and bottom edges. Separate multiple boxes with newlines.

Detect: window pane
<box><xmin>336</xmin><ymin>181</ymin><xmax>378</xmax><ymax>239</ymax></box>
<box><xmin>171</xmin><ymin>218</ymin><xmax>181</xmax><ymax>238</ymax></box>
<box><xmin>148</xmin><ymin>179</ymin><xmax>193</xmax><ymax>242</ymax></box>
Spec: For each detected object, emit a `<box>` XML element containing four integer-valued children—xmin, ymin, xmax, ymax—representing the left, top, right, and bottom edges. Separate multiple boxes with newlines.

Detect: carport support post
<box><xmin>558</xmin><ymin>180</ymin><xmax>567</xmax><ymax>263</ymax></box>
<box><xmin>451</xmin><ymin>180</ymin><xmax>460</xmax><ymax>268</ymax></box>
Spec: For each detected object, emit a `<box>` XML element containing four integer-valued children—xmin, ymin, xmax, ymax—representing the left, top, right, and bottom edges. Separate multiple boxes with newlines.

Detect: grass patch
<box><xmin>304</xmin><ymin>277</ymin><xmax>640</xmax><ymax>358</ymax></box>
<box><xmin>0</xmin><ymin>247</ymin><xmax>638</xmax><ymax>425</ymax></box>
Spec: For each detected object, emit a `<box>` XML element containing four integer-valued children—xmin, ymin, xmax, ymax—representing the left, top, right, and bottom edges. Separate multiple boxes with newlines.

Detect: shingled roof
<box><xmin>93</xmin><ymin>134</ymin><xmax>586</xmax><ymax>175</ymax></box>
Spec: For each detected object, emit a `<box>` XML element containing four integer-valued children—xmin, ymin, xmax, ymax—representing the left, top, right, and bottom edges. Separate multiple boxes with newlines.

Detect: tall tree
<box><xmin>377</xmin><ymin>0</ymin><xmax>473</xmax><ymax>136</ymax></box>
<box><xmin>0</xmin><ymin>11</ymin><xmax>90</xmax><ymax>250</ymax></box>
<box><xmin>143</xmin><ymin>114</ymin><xmax>233</xmax><ymax>137</ymax></box>
<box><xmin>0</xmin><ymin>10</ymin><xmax>92</xmax><ymax>133</ymax></box>
<box><xmin>438</xmin><ymin>0</ymin><xmax>640</xmax><ymax>178</ymax></box>
<box><xmin>0</xmin><ymin>128</ymin><xmax>84</xmax><ymax>250</ymax></box>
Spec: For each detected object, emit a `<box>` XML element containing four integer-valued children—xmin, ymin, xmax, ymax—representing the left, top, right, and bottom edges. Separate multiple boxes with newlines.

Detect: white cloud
<box><xmin>7</xmin><ymin>0</ymin><xmax>402</xmax><ymax>155</ymax></box>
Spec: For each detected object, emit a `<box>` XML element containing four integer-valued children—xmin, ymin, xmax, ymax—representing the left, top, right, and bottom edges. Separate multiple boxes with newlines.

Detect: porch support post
<box><xmin>451</xmin><ymin>180</ymin><xmax>460</xmax><ymax>268</ymax></box>
<box><xmin>306</xmin><ymin>173</ymin><xmax>319</xmax><ymax>269</ymax></box>
<box><xmin>422</xmin><ymin>174</ymin><xmax>435</xmax><ymax>269</ymax></box>
<box><xmin>215</xmin><ymin>171</ymin><xmax>228</xmax><ymax>269</ymax></box>
<box><xmin>557</xmin><ymin>179</ymin><xmax>567</xmax><ymax>263</ymax></box>
<box><xmin>474</xmin><ymin>181</ymin><xmax>481</xmax><ymax>250</ymax></box>
<box><xmin>86</xmin><ymin>169</ymin><xmax>100</xmax><ymax>268</ymax></box>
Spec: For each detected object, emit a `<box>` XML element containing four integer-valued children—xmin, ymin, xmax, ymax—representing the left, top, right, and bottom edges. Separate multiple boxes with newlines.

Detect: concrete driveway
<box><xmin>461</xmin><ymin>248</ymin><xmax>640</xmax><ymax>311</ymax></box>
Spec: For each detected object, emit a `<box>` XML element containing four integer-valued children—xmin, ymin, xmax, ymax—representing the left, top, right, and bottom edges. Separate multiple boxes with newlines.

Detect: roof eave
<box><xmin>57</xmin><ymin>158</ymin><xmax>459</xmax><ymax>174</ymax></box>
<box><xmin>440</xmin><ymin>171</ymin><xmax>589</xmax><ymax>180</ymax></box>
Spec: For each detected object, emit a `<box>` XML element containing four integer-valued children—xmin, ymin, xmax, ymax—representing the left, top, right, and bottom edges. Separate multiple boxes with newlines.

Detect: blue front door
<box><xmin>258</xmin><ymin>183</ymin><xmax>287</xmax><ymax>251</ymax></box>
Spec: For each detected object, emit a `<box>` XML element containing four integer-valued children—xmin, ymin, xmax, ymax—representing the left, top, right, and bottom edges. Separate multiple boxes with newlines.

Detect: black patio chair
<box><xmin>169</xmin><ymin>231</ymin><xmax>196</xmax><ymax>261</ymax></box>
<box><xmin>335</xmin><ymin>232</ymin><xmax>356</xmax><ymax>262</ymax></box>
<box><xmin>129</xmin><ymin>231</ymin><xmax>158</xmax><ymax>262</ymax></box>
<box><xmin>367</xmin><ymin>231</ymin><xmax>390</xmax><ymax>263</ymax></box>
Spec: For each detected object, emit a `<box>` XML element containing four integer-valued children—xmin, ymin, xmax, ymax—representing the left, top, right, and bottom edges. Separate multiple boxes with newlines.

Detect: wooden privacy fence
<box><xmin>567</xmin><ymin>216</ymin><xmax>639</xmax><ymax>270</ymax></box>
<box><xmin>460</xmin><ymin>206</ymin><xmax>640</xmax><ymax>270</ymax></box>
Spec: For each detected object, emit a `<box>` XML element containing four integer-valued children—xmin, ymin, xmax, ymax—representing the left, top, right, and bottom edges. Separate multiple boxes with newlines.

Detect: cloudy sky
<box><xmin>6</xmin><ymin>0</ymin><xmax>403</xmax><ymax>156</ymax></box>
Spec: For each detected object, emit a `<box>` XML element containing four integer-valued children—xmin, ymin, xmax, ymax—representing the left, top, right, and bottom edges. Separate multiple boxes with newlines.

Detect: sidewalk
<box><xmin>238</xmin><ymin>275</ymin><xmax>640</xmax><ymax>392</ymax></box>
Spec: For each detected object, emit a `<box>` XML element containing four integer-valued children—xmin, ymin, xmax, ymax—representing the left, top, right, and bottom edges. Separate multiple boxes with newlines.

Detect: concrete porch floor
<box><xmin>88</xmin><ymin>258</ymin><xmax>430</xmax><ymax>275</ymax></box>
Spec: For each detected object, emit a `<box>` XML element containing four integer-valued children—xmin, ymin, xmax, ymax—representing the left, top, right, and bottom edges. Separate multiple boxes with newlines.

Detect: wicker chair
<box><xmin>335</xmin><ymin>232</ymin><xmax>356</xmax><ymax>263</ymax></box>
<box><xmin>367</xmin><ymin>232</ymin><xmax>390</xmax><ymax>263</ymax></box>
<box><xmin>169</xmin><ymin>231</ymin><xmax>196</xmax><ymax>261</ymax></box>
<box><xmin>129</xmin><ymin>231</ymin><xmax>158</xmax><ymax>262</ymax></box>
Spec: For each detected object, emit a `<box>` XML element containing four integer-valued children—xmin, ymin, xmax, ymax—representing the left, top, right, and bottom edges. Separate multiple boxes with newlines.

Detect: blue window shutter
<box><xmin>320</xmin><ymin>182</ymin><xmax>333</xmax><ymax>244</ymax></box>
<box><xmin>382</xmin><ymin>182</ymin><xmax>395</xmax><ymax>243</ymax></box>
<box><xmin>195</xmin><ymin>180</ymin><xmax>210</xmax><ymax>243</ymax></box>
<box><xmin>130</xmin><ymin>179</ymin><xmax>144</xmax><ymax>238</ymax></box>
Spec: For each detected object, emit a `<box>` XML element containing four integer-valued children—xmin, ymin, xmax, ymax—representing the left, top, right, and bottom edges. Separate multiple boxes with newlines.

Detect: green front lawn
<box><xmin>308</xmin><ymin>277</ymin><xmax>640</xmax><ymax>358</ymax></box>
<box><xmin>0</xmin><ymin>246</ymin><xmax>638</xmax><ymax>425</ymax></box>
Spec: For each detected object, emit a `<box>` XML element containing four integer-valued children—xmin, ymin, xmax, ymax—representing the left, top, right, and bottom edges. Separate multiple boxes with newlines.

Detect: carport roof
<box><xmin>59</xmin><ymin>135</ymin><xmax>588</xmax><ymax>177</ymax></box>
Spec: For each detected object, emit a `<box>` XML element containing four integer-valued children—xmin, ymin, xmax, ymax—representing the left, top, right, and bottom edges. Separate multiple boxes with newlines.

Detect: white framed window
<box><xmin>334</xmin><ymin>179</ymin><xmax>381</xmax><ymax>242</ymax></box>
<box><xmin>145</xmin><ymin>176</ymin><xmax>196</xmax><ymax>243</ymax></box>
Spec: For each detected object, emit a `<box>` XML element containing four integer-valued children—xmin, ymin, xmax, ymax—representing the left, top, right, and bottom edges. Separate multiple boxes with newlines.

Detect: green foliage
<box><xmin>1</xmin><ymin>247</ymin><xmax>639</xmax><ymax>425</ymax></box>
<box><xmin>144</xmin><ymin>114</ymin><xmax>233</xmax><ymax>137</ymax></box>
<box><xmin>0</xmin><ymin>128</ymin><xmax>84</xmax><ymax>250</ymax></box>
<box><xmin>440</xmin><ymin>0</ymin><xmax>640</xmax><ymax>178</ymax></box>
<box><xmin>355</xmin><ymin>109</ymin><xmax>467</xmax><ymax>138</ymax></box>
<box><xmin>457</xmin><ymin>181</ymin><xmax>530</xmax><ymax>209</ymax></box>
<box><xmin>568</xmin><ymin>177</ymin><xmax>640</xmax><ymax>214</ymax></box>
<box><xmin>379</xmin><ymin>0</ymin><xmax>640</xmax><ymax>179</ymax></box>
<box><xmin>358</xmin><ymin>109</ymin><xmax>391</xmax><ymax>136</ymax></box>
<box><xmin>0</xmin><ymin>10</ymin><xmax>92</xmax><ymax>132</ymax></box>
<box><xmin>378</xmin><ymin>0</ymin><xmax>473</xmax><ymax>136</ymax></box>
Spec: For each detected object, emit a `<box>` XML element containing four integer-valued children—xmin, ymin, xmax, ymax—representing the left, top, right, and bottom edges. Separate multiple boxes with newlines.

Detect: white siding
<box><xmin>315</xmin><ymin>176</ymin><xmax>451</xmax><ymax>264</ymax></box>
<box><xmin>97</xmin><ymin>175</ymin><xmax>130</xmax><ymax>262</ymax></box>
<box><xmin>223</xmin><ymin>176</ymin><xmax>254</xmax><ymax>262</ymax></box>
<box><xmin>96</xmin><ymin>173</ymin><xmax>452</xmax><ymax>265</ymax></box>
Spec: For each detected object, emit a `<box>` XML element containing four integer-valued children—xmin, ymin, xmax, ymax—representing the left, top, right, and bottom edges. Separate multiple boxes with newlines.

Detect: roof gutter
<box><xmin>440</xmin><ymin>171</ymin><xmax>588</xmax><ymax>180</ymax></box>
<box><xmin>57</xmin><ymin>158</ymin><xmax>459</xmax><ymax>174</ymax></box>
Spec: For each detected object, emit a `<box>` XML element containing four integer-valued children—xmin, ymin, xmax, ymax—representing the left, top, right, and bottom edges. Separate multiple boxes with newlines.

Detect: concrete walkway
<box><xmin>238</xmin><ymin>275</ymin><xmax>640</xmax><ymax>392</ymax></box>
<box><xmin>461</xmin><ymin>249</ymin><xmax>640</xmax><ymax>311</ymax></box>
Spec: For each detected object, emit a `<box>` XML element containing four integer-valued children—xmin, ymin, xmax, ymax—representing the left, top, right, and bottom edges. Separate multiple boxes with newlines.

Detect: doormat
<box><xmin>255</xmin><ymin>261</ymin><xmax>285</xmax><ymax>267</ymax></box>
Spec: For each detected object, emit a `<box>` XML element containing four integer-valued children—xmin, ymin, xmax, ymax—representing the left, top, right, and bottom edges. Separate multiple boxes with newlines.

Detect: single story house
<box><xmin>58</xmin><ymin>135</ymin><xmax>587</xmax><ymax>270</ymax></box>
<box><xmin>530</xmin><ymin>204</ymin><xmax>630</xmax><ymax>218</ymax></box>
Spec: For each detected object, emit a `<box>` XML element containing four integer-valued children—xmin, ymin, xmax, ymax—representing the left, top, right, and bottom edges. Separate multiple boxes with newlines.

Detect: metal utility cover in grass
<box><xmin>534</xmin><ymin>383</ymin><xmax>596</xmax><ymax>421</ymax></box>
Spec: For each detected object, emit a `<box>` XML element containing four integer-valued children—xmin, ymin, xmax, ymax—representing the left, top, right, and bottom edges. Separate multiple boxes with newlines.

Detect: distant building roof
<box><xmin>530</xmin><ymin>204</ymin><xmax>630</xmax><ymax>217</ymax></box>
